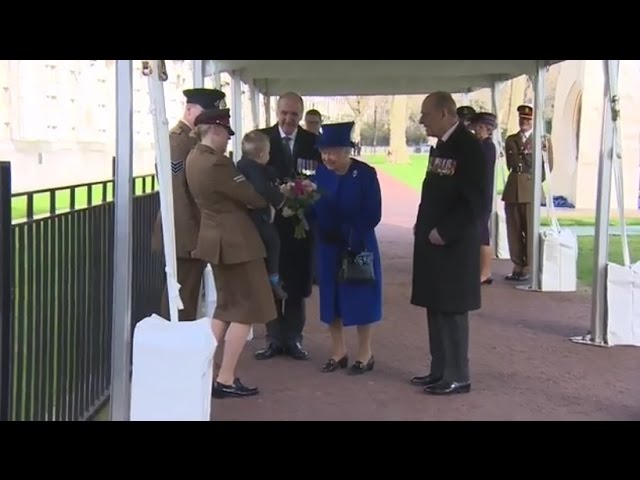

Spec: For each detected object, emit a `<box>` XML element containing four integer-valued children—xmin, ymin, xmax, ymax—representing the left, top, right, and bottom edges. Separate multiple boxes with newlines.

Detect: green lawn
<box><xmin>365</xmin><ymin>154</ymin><xmax>640</xmax><ymax>288</ymax></box>
<box><xmin>367</xmin><ymin>153</ymin><xmax>430</xmax><ymax>191</ymax></box>
<box><xmin>577</xmin><ymin>236</ymin><xmax>640</xmax><ymax>287</ymax></box>
<box><xmin>11</xmin><ymin>176</ymin><xmax>156</xmax><ymax>222</ymax></box>
<box><xmin>365</xmin><ymin>154</ymin><xmax>640</xmax><ymax>228</ymax></box>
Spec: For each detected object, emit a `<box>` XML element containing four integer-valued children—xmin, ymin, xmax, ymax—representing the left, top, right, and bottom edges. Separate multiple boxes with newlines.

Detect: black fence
<box><xmin>0</xmin><ymin>162</ymin><xmax>164</xmax><ymax>421</ymax></box>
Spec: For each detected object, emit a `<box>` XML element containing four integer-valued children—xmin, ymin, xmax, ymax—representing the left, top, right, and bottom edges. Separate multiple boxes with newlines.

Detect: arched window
<box><xmin>573</xmin><ymin>93</ymin><xmax>582</xmax><ymax>161</ymax></box>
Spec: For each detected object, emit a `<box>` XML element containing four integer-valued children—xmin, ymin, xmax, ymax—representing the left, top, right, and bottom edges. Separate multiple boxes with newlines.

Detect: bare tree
<box><xmin>346</xmin><ymin>96</ymin><xmax>368</xmax><ymax>144</ymax></box>
<box><xmin>388</xmin><ymin>95</ymin><xmax>409</xmax><ymax>164</ymax></box>
<box><xmin>524</xmin><ymin>75</ymin><xmax>534</xmax><ymax>104</ymax></box>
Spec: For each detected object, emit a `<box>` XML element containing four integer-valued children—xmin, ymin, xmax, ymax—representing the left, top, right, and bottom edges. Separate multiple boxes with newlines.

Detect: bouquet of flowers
<box><xmin>280</xmin><ymin>176</ymin><xmax>321</xmax><ymax>239</ymax></box>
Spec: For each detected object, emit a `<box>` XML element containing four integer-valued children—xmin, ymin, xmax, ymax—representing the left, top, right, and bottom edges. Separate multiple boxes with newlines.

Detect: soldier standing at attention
<box><xmin>501</xmin><ymin>104</ymin><xmax>554</xmax><ymax>282</ymax></box>
<box><xmin>151</xmin><ymin>88</ymin><xmax>228</xmax><ymax>320</ymax></box>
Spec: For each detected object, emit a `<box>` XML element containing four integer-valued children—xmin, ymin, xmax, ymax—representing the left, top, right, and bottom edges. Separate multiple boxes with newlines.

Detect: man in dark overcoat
<box><xmin>410</xmin><ymin>91</ymin><xmax>486</xmax><ymax>395</ymax></box>
<box><xmin>254</xmin><ymin>91</ymin><xmax>322</xmax><ymax>361</ymax></box>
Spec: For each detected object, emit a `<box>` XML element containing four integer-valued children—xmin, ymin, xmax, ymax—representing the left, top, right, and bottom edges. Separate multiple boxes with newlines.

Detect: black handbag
<box><xmin>337</xmin><ymin>230</ymin><xmax>375</xmax><ymax>283</ymax></box>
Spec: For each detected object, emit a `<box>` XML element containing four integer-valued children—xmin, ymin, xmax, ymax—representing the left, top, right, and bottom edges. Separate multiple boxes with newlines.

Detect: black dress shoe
<box><xmin>286</xmin><ymin>343</ymin><xmax>309</xmax><ymax>360</ymax></box>
<box><xmin>254</xmin><ymin>344</ymin><xmax>284</xmax><ymax>360</ymax></box>
<box><xmin>481</xmin><ymin>277</ymin><xmax>493</xmax><ymax>285</ymax></box>
<box><xmin>321</xmin><ymin>355</ymin><xmax>348</xmax><ymax>372</ymax></box>
<box><xmin>212</xmin><ymin>378</ymin><xmax>260</xmax><ymax>398</ymax></box>
<box><xmin>424</xmin><ymin>381</ymin><xmax>471</xmax><ymax>395</ymax></box>
<box><xmin>347</xmin><ymin>356</ymin><xmax>374</xmax><ymax>375</ymax></box>
<box><xmin>410</xmin><ymin>373</ymin><xmax>442</xmax><ymax>386</ymax></box>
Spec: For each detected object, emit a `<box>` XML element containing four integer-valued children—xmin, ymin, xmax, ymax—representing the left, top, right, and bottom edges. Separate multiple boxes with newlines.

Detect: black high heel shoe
<box><xmin>348</xmin><ymin>356</ymin><xmax>374</xmax><ymax>375</ymax></box>
<box><xmin>321</xmin><ymin>355</ymin><xmax>348</xmax><ymax>372</ymax></box>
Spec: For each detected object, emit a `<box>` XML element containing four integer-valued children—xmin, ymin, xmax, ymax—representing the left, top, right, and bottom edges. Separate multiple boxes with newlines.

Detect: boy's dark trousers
<box><xmin>254</xmin><ymin>217</ymin><xmax>280</xmax><ymax>276</ymax></box>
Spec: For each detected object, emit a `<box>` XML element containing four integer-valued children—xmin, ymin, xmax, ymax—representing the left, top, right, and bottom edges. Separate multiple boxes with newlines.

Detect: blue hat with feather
<box><xmin>316</xmin><ymin>122</ymin><xmax>355</xmax><ymax>149</ymax></box>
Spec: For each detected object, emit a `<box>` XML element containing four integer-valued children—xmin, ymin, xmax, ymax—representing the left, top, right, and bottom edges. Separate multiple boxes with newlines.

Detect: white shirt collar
<box><xmin>279</xmin><ymin>125</ymin><xmax>298</xmax><ymax>142</ymax></box>
<box><xmin>441</xmin><ymin>121</ymin><xmax>459</xmax><ymax>142</ymax></box>
<box><xmin>521</xmin><ymin>129</ymin><xmax>532</xmax><ymax>140</ymax></box>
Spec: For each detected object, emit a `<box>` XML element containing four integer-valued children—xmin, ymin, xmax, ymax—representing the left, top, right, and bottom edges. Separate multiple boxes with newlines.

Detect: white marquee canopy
<box><xmin>204</xmin><ymin>60</ymin><xmax>565</xmax><ymax>96</ymax></box>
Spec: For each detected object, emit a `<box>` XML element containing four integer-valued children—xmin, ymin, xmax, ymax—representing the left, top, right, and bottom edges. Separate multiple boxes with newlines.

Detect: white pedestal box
<box><xmin>130</xmin><ymin>315</ymin><xmax>217</xmax><ymax>421</ymax></box>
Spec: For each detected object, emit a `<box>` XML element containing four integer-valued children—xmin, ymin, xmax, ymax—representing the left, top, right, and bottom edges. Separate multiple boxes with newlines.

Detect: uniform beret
<box><xmin>517</xmin><ymin>104</ymin><xmax>533</xmax><ymax>119</ymax></box>
<box><xmin>194</xmin><ymin>108</ymin><xmax>235</xmax><ymax>136</ymax></box>
<box><xmin>183</xmin><ymin>88</ymin><xmax>227</xmax><ymax>110</ymax></box>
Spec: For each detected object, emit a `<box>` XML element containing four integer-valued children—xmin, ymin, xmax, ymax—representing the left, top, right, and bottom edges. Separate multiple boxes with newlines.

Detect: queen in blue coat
<box><xmin>307</xmin><ymin>122</ymin><xmax>382</xmax><ymax>376</ymax></box>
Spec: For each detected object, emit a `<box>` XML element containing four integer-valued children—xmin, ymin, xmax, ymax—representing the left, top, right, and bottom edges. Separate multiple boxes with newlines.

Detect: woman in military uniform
<box><xmin>185</xmin><ymin>108</ymin><xmax>277</xmax><ymax>399</ymax></box>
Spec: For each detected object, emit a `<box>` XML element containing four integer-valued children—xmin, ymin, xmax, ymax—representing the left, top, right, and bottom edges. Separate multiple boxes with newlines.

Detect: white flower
<box><xmin>282</xmin><ymin>206</ymin><xmax>295</xmax><ymax>217</ymax></box>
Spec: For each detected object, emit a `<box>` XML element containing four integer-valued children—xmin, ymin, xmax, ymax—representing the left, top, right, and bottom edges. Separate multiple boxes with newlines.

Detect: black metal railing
<box><xmin>0</xmin><ymin>163</ymin><xmax>163</xmax><ymax>421</ymax></box>
<box><xmin>0</xmin><ymin>162</ymin><xmax>12</xmax><ymax>422</ymax></box>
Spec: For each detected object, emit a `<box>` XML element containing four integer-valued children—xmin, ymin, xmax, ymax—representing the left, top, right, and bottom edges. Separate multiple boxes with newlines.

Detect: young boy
<box><xmin>236</xmin><ymin>130</ymin><xmax>288</xmax><ymax>300</ymax></box>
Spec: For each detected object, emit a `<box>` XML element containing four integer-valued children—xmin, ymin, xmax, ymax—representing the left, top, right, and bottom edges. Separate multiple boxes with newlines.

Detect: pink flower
<box><xmin>302</xmin><ymin>180</ymin><xmax>317</xmax><ymax>192</ymax></box>
<box><xmin>293</xmin><ymin>181</ymin><xmax>306</xmax><ymax>196</ymax></box>
<box><xmin>278</xmin><ymin>175</ymin><xmax>321</xmax><ymax>239</ymax></box>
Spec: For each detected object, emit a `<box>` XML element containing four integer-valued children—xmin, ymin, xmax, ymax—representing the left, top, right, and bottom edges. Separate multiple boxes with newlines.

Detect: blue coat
<box><xmin>308</xmin><ymin>159</ymin><xmax>383</xmax><ymax>326</ymax></box>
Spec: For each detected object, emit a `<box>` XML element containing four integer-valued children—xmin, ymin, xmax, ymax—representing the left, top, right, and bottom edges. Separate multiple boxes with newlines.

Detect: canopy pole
<box><xmin>110</xmin><ymin>60</ymin><xmax>134</xmax><ymax>421</ymax></box>
<box><xmin>490</xmin><ymin>82</ymin><xmax>504</xmax><ymax>218</ymax></box>
<box><xmin>230</xmin><ymin>73</ymin><xmax>243</xmax><ymax>162</ymax></box>
<box><xmin>571</xmin><ymin>60</ymin><xmax>619</xmax><ymax>347</ymax></box>
<box><xmin>264</xmin><ymin>95</ymin><xmax>271</xmax><ymax>126</ymax></box>
<box><xmin>249</xmin><ymin>82</ymin><xmax>261</xmax><ymax>129</ymax></box>
<box><xmin>490</xmin><ymin>81</ymin><xmax>507</xmax><ymax>258</ymax></box>
<box><xmin>211</xmin><ymin>61</ymin><xmax>221</xmax><ymax>89</ymax></box>
<box><xmin>192</xmin><ymin>60</ymin><xmax>204</xmax><ymax>88</ymax></box>
<box><xmin>144</xmin><ymin>60</ymin><xmax>182</xmax><ymax>324</ymax></box>
<box><xmin>518</xmin><ymin>61</ymin><xmax>545</xmax><ymax>292</ymax></box>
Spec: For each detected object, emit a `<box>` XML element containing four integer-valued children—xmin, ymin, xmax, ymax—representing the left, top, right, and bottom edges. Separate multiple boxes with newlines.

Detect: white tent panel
<box><xmin>250</xmin><ymin>75</ymin><xmax>516</xmax><ymax>97</ymax></box>
<box><xmin>205</xmin><ymin>60</ymin><xmax>565</xmax><ymax>96</ymax></box>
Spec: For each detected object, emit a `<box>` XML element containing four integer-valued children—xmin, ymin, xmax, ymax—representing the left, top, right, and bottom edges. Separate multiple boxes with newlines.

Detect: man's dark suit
<box><xmin>410</xmin><ymin>123</ymin><xmax>485</xmax><ymax>394</ymax></box>
<box><xmin>255</xmin><ymin>123</ymin><xmax>321</xmax><ymax>360</ymax></box>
